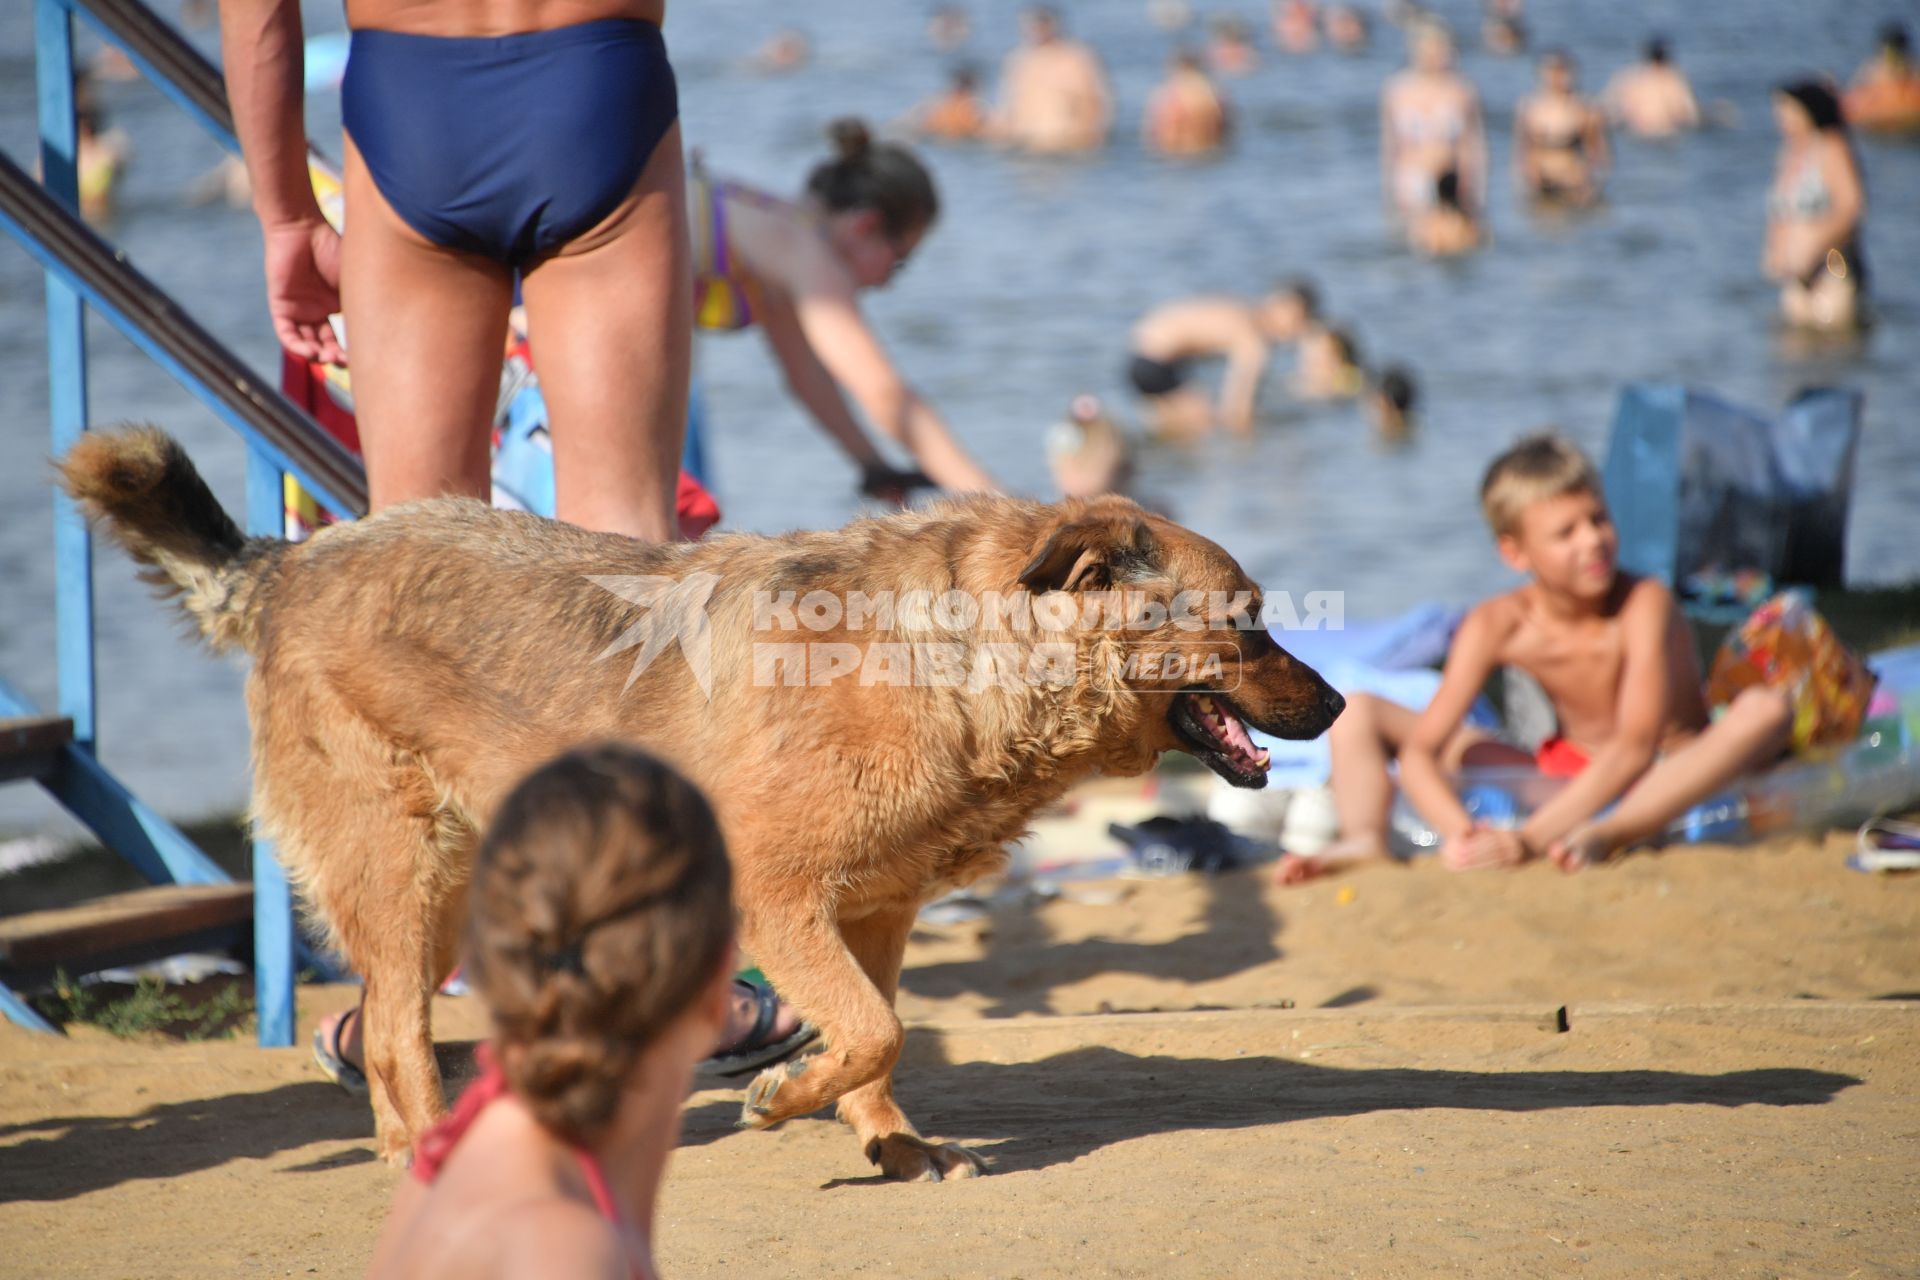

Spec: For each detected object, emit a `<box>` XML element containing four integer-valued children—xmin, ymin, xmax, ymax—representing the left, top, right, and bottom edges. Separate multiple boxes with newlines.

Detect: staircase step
<box><xmin>0</xmin><ymin>715</ymin><xmax>73</xmax><ymax>784</ymax></box>
<box><xmin>0</xmin><ymin>882</ymin><xmax>252</xmax><ymax>985</ymax></box>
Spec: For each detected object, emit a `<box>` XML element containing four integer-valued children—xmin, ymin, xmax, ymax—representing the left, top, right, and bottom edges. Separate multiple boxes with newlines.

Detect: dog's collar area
<box><xmin>1169</xmin><ymin>691</ymin><xmax>1271</xmax><ymax>788</ymax></box>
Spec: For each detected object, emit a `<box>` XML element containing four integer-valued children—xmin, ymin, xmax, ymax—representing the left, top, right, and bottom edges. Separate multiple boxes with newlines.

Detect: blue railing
<box><xmin>2</xmin><ymin>0</ymin><xmax>368</xmax><ymax>1046</ymax></box>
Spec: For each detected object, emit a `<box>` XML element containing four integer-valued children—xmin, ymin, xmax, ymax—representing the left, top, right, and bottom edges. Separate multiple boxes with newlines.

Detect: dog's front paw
<box><xmin>737</xmin><ymin>1055</ymin><xmax>813</xmax><ymax>1128</ymax></box>
<box><xmin>862</xmin><ymin>1133</ymin><xmax>987</xmax><ymax>1183</ymax></box>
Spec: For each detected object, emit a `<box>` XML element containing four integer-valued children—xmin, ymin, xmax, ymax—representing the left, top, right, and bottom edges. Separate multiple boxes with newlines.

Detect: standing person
<box><xmin>365</xmin><ymin>744</ymin><xmax>737</xmax><ymax>1280</ymax></box>
<box><xmin>995</xmin><ymin>5</ymin><xmax>1113</xmax><ymax>154</ymax></box>
<box><xmin>1515</xmin><ymin>50</ymin><xmax>1610</xmax><ymax>206</ymax></box>
<box><xmin>1764</xmin><ymin>81</ymin><xmax>1868</xmax><ymax>332</ymax></box>
<box><xmin>1143</xmin><ymin>49</ymin><xmax>1232</xmax><ymax>156</ymax></box>
<box><xmin>1380</xmin><ymin>21</ymin><xmax>1487</xmax><ymax>222</ymax></box>
<box><xmin>690</xmin><ymin>120</ymin><xmax>997</xmax><ymax>493</ymax></box>
<box><xmin>1603</xmin><ymin>38</ymin><xmax>1700</xmax><ymax>138</ymax></box>
<box><xmin>220</xmin><ymin>0</ymin><xmax>810</xmax><ymax>1092</ymax></box>
<box><xmin>218</xmin><ymin>0</ymin><xmax>689</xmax><ymax>545</ymax></box>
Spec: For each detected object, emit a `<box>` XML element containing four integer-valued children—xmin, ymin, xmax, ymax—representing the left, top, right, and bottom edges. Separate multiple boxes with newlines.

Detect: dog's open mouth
<box><xmin>1170</xmin><ymin>690</ymin><xmax>1271</xmax><ymax>789</ymax></box>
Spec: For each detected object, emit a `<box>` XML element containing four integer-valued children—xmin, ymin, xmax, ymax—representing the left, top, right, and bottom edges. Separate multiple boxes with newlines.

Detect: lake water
<box><xmin>1</xmin><ymin>0</ymin><xmax>1916</xmax><ymax>836</ymax></box>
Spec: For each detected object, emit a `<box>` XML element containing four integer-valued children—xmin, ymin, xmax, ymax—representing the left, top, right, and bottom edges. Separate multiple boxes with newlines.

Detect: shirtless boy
<box><xmin>1278</xmin><ymin>433</ymin><xmax>1793</xmax><ymax>883</ymax></box>
<box><xmin>1127</xmin><ymin>282</ymin><xmax>1317</xmax><ymax>434</ymax></box>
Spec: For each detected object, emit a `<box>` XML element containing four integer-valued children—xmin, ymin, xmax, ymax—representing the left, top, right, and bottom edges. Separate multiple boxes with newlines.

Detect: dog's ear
<box><xmin>1018</xmin><ymin>517</ymin><xmax>1159</xmax><ymax>593</ymax></box>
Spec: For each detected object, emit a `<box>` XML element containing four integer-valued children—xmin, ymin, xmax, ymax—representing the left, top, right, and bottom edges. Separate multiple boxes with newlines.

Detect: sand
<box><xmin>3</xmin><ymin>826</ymin><xmax>1917</xmax><ymax>1278</ymax></box>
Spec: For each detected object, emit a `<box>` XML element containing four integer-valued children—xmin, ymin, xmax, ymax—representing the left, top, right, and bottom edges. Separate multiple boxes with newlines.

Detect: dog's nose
<box><xmin>1321</xmin><ymin>687</ymin><xmax>1346</xmax><ymax>723</ymax></box>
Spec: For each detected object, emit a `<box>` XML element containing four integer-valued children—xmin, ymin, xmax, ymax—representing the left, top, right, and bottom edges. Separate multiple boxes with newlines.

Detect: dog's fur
<box><xmin>61</xmin><ymin>427</ymin><xmax>1340</xmax><ymax>1180</ymax></box>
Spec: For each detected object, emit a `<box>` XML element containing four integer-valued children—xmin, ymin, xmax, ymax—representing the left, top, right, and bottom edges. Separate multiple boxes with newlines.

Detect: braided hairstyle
<box><xmin>465</xmin><ymin>743</ymin><xmax>733</xmax><ymax>1145</ymax></box>
<box><xmin>806</xmin><ymin>118</ymin><xmax>940</xmax><ymax>240</ymax></box>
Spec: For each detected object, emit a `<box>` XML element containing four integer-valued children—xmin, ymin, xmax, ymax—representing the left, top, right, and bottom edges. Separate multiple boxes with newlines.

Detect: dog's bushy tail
<box><xmin>58</xmin><ymin>426</ymin><xmax>278</xmax><ymax>654</ymax></box>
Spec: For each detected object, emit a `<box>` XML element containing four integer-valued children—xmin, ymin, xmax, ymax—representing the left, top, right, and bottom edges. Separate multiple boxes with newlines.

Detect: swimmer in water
<box><xmin>1144</xmin><ymin>49</ymin><xmax>1232</xmax><ymax>156</ymax></box>
<box><xmin>912</xmin><ymin>65</ymin><xmax>992</xmax><ymax>141</ymax></box>
<box><xmin>1207</xmin><ymin>15</ymin><xmax>1259</xmax><ymax>76</ymax></box>
<box><xmin>1603</xmin><ymin>38</ymin><xmax>1700</xmax><ymax>138</ymax></box>
<box><xmin>1272</xmin><ymin>0</ymin><xmax>1318</xmax><ymax>54</ymax></box>
<box><xmin>1764</xmin><ymin>81</ymin><xmax>1868</xmax><ymax>333</ymax></box>
<box><xmin>1481</xmin><ymin>0</ymin><xmax>1525</xmax><ymax>57</ymax></box>
<box><xmin>1844</xmin><ymin>23</ymin><xmax>1920</xmax><ymax>133</ymax></box>
<box><xmin>1324</xmin><ymin>4</ymin><xmax>1370</xmax><ymax>54</ymax></box>
<box><xmin>1409</xmin><ymin>170</ymin><xmax>1483</xmax><ymax>256</ymax></box>
<box><xmin>1294</xmin><ymin>325</ymin><xmax>1366</xmax><ymax>401</ymax></box>
<box><xmin>995</xmin><ymin>6</ymin><xmax>1113</xmax><ymax>154</ymax></box>
<box><xmin>928</xmin><ymin>4</ymin><xmax>972</xmax><ymax>52</ymax></box>
<box><xmin>1366</xmin><ymin>364</ymin><xmax>1418</xmax><ymax>441</ymax></box>
<box><xmin>750</xmin><ymin>28</ymin><xmax>811</xmax><ymax>74</ymax></box>
<box><xmin>1381</xmin><ymin>21</ymin><xmax>1487</xmax><ymax>223</ymax></box>
<box><xmin>1046</xmin><ymin>394</ymin><xmax>1134</xmax><ymax>499</ymax></box>
<box><xmin>1515</xmin><ymin>49</ymin><xmax>1609</xmax><ymax>207</ymax></box>
<box><xmin>1127</xmin><ymin>281</ymin><xmax>1320</xmax><ymax>434</ymax></box>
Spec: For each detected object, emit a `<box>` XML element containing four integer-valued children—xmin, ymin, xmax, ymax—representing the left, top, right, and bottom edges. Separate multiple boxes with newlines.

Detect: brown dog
<box><xmin>61</xmin><ymin>427</ymin><xmax>1341</xmax><ymax>1180</ymax></box>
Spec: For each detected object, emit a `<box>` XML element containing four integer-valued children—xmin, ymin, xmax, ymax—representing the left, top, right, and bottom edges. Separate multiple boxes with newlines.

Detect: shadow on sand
<box><xmin>902</xmin><ymin>869</ymin><xmax>1286</xmax><ymax>1016</ymax></box>
<box><xmin>680</xmin><ymin>1044</ymin><xmax>1861</xmax><ymax>1181</ymax></box>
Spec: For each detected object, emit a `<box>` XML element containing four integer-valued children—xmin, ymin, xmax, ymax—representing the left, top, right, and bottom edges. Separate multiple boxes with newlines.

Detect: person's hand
<box><xmin>859</xmin><ymin>464</ymin><xmax>933</xmax><ymax>506</ymax></box>
<box><xmin>262</xmin><ymin>215</ymin><xmax>345</xmax><ymax>365</ymax></box>
<box><xmin>1439</xmin><ymin>825</ymin><xmax>1532</xmax><ymax>871</ymax></box>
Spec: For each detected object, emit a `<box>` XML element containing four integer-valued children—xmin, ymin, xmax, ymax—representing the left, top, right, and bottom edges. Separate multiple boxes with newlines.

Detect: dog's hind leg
<box><xmin>834</xmin><ymin>904</ymin><xmax>985</xmax><ymax>1182</ymax></box>
<box><xmin>251</xmin><ymin>672</ymin><xmax>468</xmax><ymax>1166</ymax></box>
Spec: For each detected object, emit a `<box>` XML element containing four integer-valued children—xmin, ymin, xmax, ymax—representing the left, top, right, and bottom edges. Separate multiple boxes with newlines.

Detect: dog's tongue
<box><xmin>1217</xmin><ymin>707</ymin><xmax>1255</xmax><ymax>756</ymax></box>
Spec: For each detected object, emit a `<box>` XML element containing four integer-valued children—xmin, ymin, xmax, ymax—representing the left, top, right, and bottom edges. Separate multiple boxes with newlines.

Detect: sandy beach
<box><xmin>4</xmin><ymin>823</ymin><xmax>1915</xmax><ymax>1279</ymax></box>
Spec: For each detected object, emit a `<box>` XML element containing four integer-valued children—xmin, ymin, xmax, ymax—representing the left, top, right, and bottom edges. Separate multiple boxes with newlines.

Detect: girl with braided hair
<box><xmin>367</xmin><ymin>743</ymin><xmax>739</xmax><ymax>1280</ymax></box>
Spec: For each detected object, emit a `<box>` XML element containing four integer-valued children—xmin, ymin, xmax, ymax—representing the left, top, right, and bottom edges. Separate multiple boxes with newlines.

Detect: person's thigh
<box><xmin>341</xmin><ymin>136</ymin><xmax>513</xmax><ymax>512</ymax></box>
<box><xmin>520</xmin><ymin>123</ymin><xmax>692</xmax><ymax>542</ymax></box>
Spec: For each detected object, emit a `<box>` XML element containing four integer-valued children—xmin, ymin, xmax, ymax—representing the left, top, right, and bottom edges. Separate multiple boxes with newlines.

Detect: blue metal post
<box><xmin>247</xmin><ymin>448</ymin><xmax>296</xmax><ymax>1048</ymax></box>
<box><xmin>36</xmin><ymin>0</ymin><xmax>96</xmax><ymax>750</ymax></box>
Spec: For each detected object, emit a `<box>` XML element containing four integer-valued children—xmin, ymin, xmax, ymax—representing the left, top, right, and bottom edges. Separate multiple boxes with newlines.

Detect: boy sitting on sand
<box><xmin>1279</xmin><ymin>432</ymin><xmax>1805</xmax><ymax>883</ymax></box>
<box><xmin>367</xmin><ymin>743</ymin><xmax>737</xmax><ymax>1280</ymax></box>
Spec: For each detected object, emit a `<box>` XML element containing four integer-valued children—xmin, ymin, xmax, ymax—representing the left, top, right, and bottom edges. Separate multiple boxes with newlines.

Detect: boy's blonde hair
<box><xmin>1480</xmin><ymin>432</ymin><xmax>1603</xmax><ymax>538</ymax></box>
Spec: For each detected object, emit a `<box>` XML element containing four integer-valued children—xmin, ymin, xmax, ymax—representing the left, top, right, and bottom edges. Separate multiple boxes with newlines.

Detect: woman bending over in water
<box><xmin>1764</xmin><ymin>81</ymin><xmax>1867</xmax><ymax>333</ymax></box>
<box><xmin>1515</xmin><ymin>49</ymin><xmax>1609</xmax><ymax>207</ymax></box>
<box><xmin>692</xmin><ymin>120</ymin><xmax>996</xmax><ymax>494</ymax></box>
<box><xmin>1381</xmin><ymin>21</ymin><xmax>1486</xmax><ymax>223</ymax></box>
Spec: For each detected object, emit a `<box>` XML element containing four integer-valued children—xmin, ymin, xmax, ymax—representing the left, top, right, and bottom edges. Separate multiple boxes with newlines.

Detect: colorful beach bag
<box><xmin>1706</xmin><ymin>593</ymin><xmax>1875</xmax><ymax>752</ymax></box>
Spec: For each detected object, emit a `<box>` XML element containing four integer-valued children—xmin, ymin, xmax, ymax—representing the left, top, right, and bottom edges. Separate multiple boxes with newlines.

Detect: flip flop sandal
<box><xmin>701</xmin><ymin>980</ymin><xmax>819</xmax><ymax>1079</ymax></box>
<box><xmin>1849</xmin><ymin>816</ymin><xmax>1920</xmax><ymax>873</ymax></box>
<box><xmin>312</xmin><ymin>1004</ymin><xmax>370</xmax><ymax>1096</ymax></box>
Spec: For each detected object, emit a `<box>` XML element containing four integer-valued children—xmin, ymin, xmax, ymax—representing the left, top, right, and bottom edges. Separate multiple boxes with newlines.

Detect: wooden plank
<box><xmin>0</xmin><ymin>883</ymin><xmax>252</xmax><ymax>972</ymax></box>
<box><xmin>0</xmin><ymin>714</ymin><xmax>72</xmax><ymax>783</ymax></box>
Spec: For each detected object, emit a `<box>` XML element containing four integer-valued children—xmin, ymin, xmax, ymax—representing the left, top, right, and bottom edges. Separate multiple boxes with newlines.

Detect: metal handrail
<box><xmin>0</xmin><ymin>151</ymin><xmax>368</xmax><ymax>516</ymax></box>
<box><xmin>2</xmin><ymin>0</ymin><xmax>364</xmax><ymax>1047</ymax></box>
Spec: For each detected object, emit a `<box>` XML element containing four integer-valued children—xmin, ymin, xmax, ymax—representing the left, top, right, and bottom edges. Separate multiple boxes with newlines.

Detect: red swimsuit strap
<box><xmin>410</xmin><ymin>1043</ymin><xmax>513</xmax><ymax>1186</ymax></box>
<box><xmin>411</xmin><ymin>1045</ymin><xmax>630</xmax><ymax>1231</ymax></box>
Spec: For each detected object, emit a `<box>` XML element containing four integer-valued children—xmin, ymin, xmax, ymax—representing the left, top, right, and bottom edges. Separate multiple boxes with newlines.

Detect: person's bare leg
<box><xmin>1550</xmin><ymin>687</ymin><xmax>1792</xmax><ymax>871</ymax></box>
<box><xmin>521</xmin><ymin>123</ymin><xmax>691</xmax><ymax>543</ymax></box>
<box><xmin>341</xmin><ymin>136</ymin><xmax>512</xmax><ymax>512</ymax></box>
<box><xmin>1277</xmin><ymin>693</ymin><xmax>1405</xmax><ymax>884</ymax></box>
